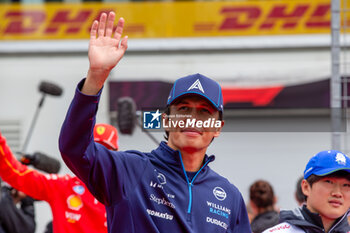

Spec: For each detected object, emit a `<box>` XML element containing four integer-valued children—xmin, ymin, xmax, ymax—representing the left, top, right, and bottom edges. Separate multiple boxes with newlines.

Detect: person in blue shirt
<box><xmin>59</xmin><ymin>11</ymin><xmax>251</xmax><ymax>233</ymax></box>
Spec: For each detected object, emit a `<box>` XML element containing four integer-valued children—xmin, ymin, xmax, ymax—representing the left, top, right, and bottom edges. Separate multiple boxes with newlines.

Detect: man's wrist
<box><xmin>82</xmin><ymin>69</ymin><xmax>109</xmax><ymax>95</ymax></box>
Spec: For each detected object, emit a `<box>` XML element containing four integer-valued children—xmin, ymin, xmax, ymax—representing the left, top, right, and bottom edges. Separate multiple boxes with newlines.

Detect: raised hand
<box><xmin>83</xmin><ymin>11</ymin><xmax>128</xmax><ymax>95</ymax></box>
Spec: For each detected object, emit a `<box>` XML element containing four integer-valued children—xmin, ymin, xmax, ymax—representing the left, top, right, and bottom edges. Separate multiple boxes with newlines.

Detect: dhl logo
<box><xmin>0</xmin><ymin>0</ymin><xmax>348</xmax><ymax>40</ymax></box>
<box><xmin>198</xmin><ymin>4</ymin><xmax>332</xmax><ymax>33</ymax></box>
<box><xmin>0</xmin><ymin>8</ymin><xmax>125</xmax><ymax>40</ymax></box>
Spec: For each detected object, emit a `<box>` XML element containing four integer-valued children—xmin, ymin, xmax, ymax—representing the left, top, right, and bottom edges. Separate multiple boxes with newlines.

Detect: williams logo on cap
<box><xmin>188</xmin><ymin>79</ymin><xmax>205</xmax><ymax>93</ymax></box>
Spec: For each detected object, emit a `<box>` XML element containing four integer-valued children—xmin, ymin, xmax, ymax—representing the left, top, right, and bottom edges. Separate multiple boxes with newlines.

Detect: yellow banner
<box><xmin>0</xmin><ymin>0</ymin><xmax>346</xmax><ymax>40</ymax></box>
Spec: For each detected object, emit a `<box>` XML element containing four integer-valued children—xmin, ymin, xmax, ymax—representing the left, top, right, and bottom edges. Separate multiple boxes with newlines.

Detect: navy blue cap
<box><xmin>304</xmin><ymin>150</ymin><xmax>350</xmax><ymax>179</ymax></box>
<box><xmin>167</xmin><ymin>73</ymin><xmax>223</xmax><ymax>112</ymax></box>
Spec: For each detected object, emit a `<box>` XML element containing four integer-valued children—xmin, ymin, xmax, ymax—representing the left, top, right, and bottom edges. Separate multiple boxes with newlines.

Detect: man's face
<box><xmin>302</xmin><ymin>177</ymin><xmax>350</xmax><ymax>222</ymax></box>
<box><xmin>165</xmin><ymin>95</ymin><xmax>223</xmax><ymax>153</ymax></box>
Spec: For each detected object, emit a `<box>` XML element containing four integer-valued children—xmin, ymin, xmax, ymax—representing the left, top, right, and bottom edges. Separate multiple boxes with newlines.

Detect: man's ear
<box><xmin>301</xmin><ymin>179</ymin><xmax>310</xmax><ymax>198</ymax></box>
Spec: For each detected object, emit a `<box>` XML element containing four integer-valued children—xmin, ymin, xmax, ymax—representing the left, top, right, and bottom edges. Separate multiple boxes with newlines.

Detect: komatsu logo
<box><xmin>147</xmin><ymin>209</ymin><xmax>174</xmax><ymax>220</ymax></box>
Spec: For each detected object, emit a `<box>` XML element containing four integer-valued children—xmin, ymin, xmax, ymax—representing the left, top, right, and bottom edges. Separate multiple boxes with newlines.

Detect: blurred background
<box><xmin>0</xmin><ymin>0</ymin><xmax>350</xmax><ymax>232</ymax></box>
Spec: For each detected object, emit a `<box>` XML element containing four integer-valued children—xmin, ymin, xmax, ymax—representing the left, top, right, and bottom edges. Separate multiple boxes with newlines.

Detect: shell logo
<box><xmin>96</xmin><ymin>126</ymin><xmax>106</xmax><ymax>135</ymax></box>
<box><xmin>67</xmin><ymin>195</ymin><xmax>83</xmax><ymax>211</ymax></box>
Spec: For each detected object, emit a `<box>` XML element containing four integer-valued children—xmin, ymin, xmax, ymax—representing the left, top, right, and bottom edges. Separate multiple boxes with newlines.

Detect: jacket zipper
<box><xmin>178</xmin><ymin>151</ymin><xmax>212</xmax><ymax>222</ymax></box>
<box><xmin>328</xmin><ymin>210</ymin><xmax>348</xmax><ymax>233</ymax></box>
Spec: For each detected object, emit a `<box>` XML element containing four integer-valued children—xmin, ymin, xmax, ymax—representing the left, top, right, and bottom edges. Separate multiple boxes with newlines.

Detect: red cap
<box><xmin>93</xmin><ymin>123</ymin><xmax>119</xmax><ymax>151</ymax></box>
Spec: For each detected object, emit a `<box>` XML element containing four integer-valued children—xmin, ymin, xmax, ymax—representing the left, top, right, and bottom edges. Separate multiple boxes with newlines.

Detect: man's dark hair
<box><xmin>306</xmin><ymin>170</ymin><xmax>350</xmax><ymax>187</ymax></box>
<box><xmin>163</xmin><ymin>106</ymin><xmax>223</xmax><ymax>141</ymax></box>
<box><xmin>249</xmin><ymin>180</ymin><xmax>275</xmax><ymax>208</ymax></box>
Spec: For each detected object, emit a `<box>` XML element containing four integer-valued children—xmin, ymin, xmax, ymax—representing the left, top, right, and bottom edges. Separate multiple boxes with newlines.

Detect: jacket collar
<box><xmin>300</xmin><ymin>205</ymin><xmax>325</xmax><ymax>230</ymax></box>
<box><xmin>301</xmin><ymin>205</ymin><xmax>350</xmax><ymax>233</ymax></box>
<box><xmin>152</xmin><ymin>141</ymin><xmax>215</xmax><ymax>174</ymax></box>
<box><xmin>280</xmin><ymin>206</ymin><xmax>350</xmax><ymax>232</ymax></box>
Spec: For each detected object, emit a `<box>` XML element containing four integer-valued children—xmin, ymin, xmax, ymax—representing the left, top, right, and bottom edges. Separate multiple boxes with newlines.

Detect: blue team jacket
<box><xmin>59</xmin><ymin>80</ymin><xmax>252</xmax><ymax>233</ymax></box>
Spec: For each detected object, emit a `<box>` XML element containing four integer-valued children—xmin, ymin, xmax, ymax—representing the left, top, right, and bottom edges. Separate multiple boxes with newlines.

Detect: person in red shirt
<box><xmin>0</xmin><ymin>123</ymin><xmax>118</xmax><ymax>233</ymax></box>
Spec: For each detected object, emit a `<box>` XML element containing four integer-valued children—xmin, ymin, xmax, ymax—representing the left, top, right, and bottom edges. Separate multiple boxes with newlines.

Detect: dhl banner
<box><xmin>0</xmin><ymin>0</ymin><xmax>347</xmax><ymax>40</ymax></box>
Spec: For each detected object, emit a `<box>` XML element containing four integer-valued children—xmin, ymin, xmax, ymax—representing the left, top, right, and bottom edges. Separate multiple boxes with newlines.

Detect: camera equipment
<box><xmin>39</xmin><ymin>82</ymin><xmax>63</xmax><ymax>97</ymax></box>
<box><xmin>116</xmin><ymin>97</ymin><xmax>159</xmax><ymax>145</ymax></box>
<box><xmin>19</xmin><ymin>152</ymin><xmax>61</xmax><ymax>174</ymax></box>
<box><xmin>21</xmin><ymin>81</ymin><xmax>63</xmax><ymax>152</ymax></box>
<box><xmin>117</xmin><ymin>97</ymin><xmax>136</xmax><ymax>135</ymax></box>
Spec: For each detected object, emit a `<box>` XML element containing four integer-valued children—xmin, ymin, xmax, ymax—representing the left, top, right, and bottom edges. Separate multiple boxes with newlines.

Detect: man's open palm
<box><xmin>88</xmin><ymin>12</ymin><xmax>128</xmax><ymax>76</ymax></box>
